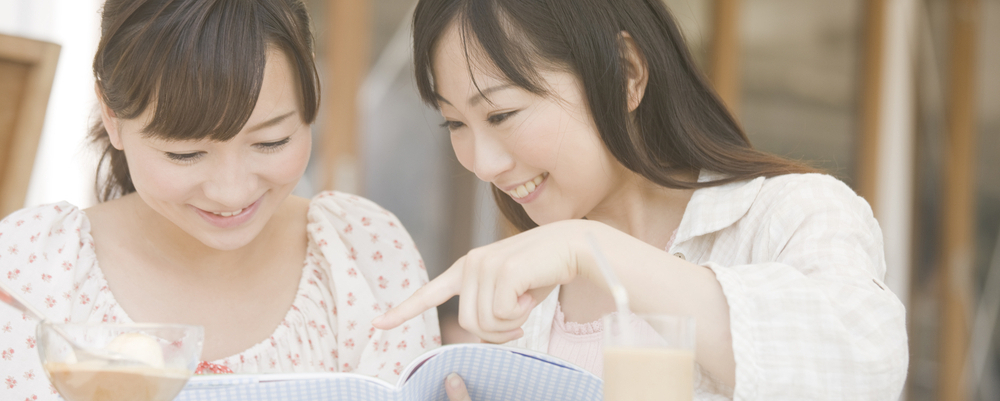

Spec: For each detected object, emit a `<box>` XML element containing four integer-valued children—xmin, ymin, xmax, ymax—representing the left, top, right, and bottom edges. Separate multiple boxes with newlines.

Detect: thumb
<box><xmin>372</xmin><ymin>257</ymin><xmax>464</xmax><ymax>330</ymax></box>
<box><xmin>445</xmin><ymin>373</ymin><xmax>472</xmax><ymax>401</ymax></box>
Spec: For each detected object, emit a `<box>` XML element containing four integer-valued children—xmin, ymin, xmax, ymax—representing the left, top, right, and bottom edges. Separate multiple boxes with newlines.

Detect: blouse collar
<box><xmin>673</xmin><ymin>170</ymin><xmax>766</xmax><ymax>245</ymax></box>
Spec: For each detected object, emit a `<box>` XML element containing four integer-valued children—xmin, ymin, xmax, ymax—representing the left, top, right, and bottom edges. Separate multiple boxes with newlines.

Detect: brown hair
<box><xmin>412</xmin><ymin>0</ymin><xmax>818</xmax><ymax>232</ymax></box>
<box><xmin>92</xmin><ymin>0</ymin><xmax>320</xmax><ymax>201</ymax></box>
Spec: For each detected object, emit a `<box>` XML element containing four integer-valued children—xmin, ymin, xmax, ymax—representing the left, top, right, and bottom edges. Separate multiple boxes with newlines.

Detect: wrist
<box><xmin>567</xmin><ymin>219</ymin><xmax>614</xmax><ymax>290</ymax></box>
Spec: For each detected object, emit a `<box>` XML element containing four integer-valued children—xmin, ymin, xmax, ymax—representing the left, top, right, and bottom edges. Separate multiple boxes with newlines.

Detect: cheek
<box><xmin>126</xmin><ymin>150</ymin><xmax>199</xmax><ymax>202</ymax></box>
<box><xmin>450</xmin><ymin>134</ymin><xmax>476</xmax><ymax>173</ymax></box>
<box><xmin>260</xmin><ymin>136</ymin><xmax>311</xmax><ymax>183</ymax></box>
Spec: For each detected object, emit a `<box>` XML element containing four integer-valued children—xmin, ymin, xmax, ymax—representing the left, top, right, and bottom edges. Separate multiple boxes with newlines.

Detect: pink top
<box><xmin>547</xmin><ymin>230</ymin><xmax>678</xmax><ymax>377</ymax></box>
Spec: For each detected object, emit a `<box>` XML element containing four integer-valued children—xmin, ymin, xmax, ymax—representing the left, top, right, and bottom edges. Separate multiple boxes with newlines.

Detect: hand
<box><xmin>445</xmin><ymin>373</ymin><xmax>471</xmax><ymax>401</ymax></box>
<box><xmin>372</xmin><ymin>220</ymin><xmax>597</xmax><ymax>343</ymax></box>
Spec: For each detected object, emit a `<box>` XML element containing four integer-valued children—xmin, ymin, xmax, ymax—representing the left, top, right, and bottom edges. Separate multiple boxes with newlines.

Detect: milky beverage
<box><xmin>603</xmin><ymin>347</ymin><xmax>694</xmax><ymax>401</ymax></box>
<box><xmin>45</xmin><ymin>362</ymin><xmax>190</xmax><ymax>401</ymax></box>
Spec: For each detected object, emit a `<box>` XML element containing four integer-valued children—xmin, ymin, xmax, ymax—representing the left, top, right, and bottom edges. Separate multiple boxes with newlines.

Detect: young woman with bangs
<box><xmin>0</xmin><ymin>1</ymin><xmax>438</xmax><ymax>399</ymax></box>
<box><xmin>374</xmin><ymin>0</ymin><xmax>908</xmax><ymax>399</ymax></box>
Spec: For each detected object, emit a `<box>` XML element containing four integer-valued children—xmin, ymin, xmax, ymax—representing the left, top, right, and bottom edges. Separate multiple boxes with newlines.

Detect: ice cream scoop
<box><xmin>106</xmin><ymin>333</ymin><xmax>166</xmax><ymax>368</ymax></box>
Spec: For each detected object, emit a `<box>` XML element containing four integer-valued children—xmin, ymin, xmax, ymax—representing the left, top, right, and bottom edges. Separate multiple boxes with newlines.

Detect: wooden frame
<box><xmin>709</xmin><ymin>0</ymin><xmax>742</xmax><ymax>116</ymax></box>
<box><xmin>0</xmin><ymin>33</ymin><xmax>60</xmax><ymax>218</ymax></box>
<box><xmin>939</xmin><ymin>0</ymin><xmax>979</xmax><ymax>399</ymax></box>
<box><xmin>320</xmin><ymin>0</ymin><xmax>370</xmax><ymax>193</ymax></box>
<box><xmin>856</xmin><ymin>0</ymin><xmax>887</xmax><ymax>209</ymax></box>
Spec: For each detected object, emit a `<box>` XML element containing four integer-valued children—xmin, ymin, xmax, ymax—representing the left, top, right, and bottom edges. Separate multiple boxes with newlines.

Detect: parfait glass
<box><xmin>37</xmin><ymin>322</ymin><xmax>203</xmax><ymax>401</ymax></box>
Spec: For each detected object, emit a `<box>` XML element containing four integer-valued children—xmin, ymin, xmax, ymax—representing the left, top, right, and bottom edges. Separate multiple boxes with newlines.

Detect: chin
<box><xmin>194</xmin><ymin>231</ymin><xmax>259</xmax><ymax>251</ymax></box>
<box><xmin>523</xmin><ymin>209</ymin><xmax>571</xmax><ymax>227</ymax></box>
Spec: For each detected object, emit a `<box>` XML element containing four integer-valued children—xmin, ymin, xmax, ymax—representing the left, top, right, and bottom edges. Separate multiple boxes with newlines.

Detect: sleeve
<box><xmin>708</xmin><ymin>175</ymin><xmax>908</xmax><ymax>400</ymax></box>
<box><xmin>307</xmin><ymin>191</ymin><xmax>441</xmax><ymax>383</ymax></box>
<box><xmin>0</xmin><ymin>203</ymin><xmax>89</xmax><ymax>401</ymax></box>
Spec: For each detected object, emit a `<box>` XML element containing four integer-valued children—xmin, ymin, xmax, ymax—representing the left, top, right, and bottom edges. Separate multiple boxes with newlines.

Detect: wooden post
<box><xmin>708</xmin><ymin>0</ymin><xmax>741</xmax><ymax>116</ymax></box>
<box><xmin>321</xmin><ymin>0</ymin><xmax>371</xmax><ymax>193</ymax></box>
<box><xmin>856</xmin><ymin>0</ymin><xmax>887</xmax><ymax>208</ymax></box>
<box><xmin>938</xmin><ymin>0</ymin><xmax>978</xmax><ymax>399</ymax></box>
<box><xmin>0</xmin><ymin>34</ymin><xmax>60</xmax><ymax>218</ymax></box>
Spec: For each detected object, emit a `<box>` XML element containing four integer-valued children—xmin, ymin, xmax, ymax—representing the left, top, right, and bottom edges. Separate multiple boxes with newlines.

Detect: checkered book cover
<box><xmin>175</xmin><ymin>344</ymin><xmax>603</xmax><ymax>401</ymax></box>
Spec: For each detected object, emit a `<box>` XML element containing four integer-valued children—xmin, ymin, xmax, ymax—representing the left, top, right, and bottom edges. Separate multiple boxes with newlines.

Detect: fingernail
<box><xmin>447</xmin><ymin>373</ymin><xmax>461</xmax><ymax>389</ymax></box>
<box><xmin>371</xmin><ymin>315</ymin><xmax>384</xmax><ymax>326</ymax></box>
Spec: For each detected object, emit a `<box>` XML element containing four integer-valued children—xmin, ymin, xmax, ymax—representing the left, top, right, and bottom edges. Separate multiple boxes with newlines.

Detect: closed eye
<box><xmin>439</xmin><ymin>120</ymin><xmax>465</xmax><ymax>130</ymax></box>
<box><xmin>165</xmin><ymin>152</ymin><xmax>203</xmax><ymax>163</ymax></box>
<box><xmin>255</xmin><ymin>137</ymin><xmax>291</xmax><ymax>152</ymax></box>
<box><xmin>487</xmin><ymin>110</ymin><xmax>518</xmax><ymax>126</ymax></box>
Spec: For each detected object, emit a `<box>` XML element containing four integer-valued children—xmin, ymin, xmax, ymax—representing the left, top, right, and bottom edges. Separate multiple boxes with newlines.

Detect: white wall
<box><xmin>0</xmin><ymin>0</ymin><xmax>102</xmax><ymax>210</ymax></box>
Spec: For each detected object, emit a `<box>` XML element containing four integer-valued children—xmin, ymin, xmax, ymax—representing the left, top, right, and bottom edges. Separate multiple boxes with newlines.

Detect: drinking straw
<box><xmin>584</xmin><ymin>232</ymin><xmax>632</xmax><ymax>342</ymax></box>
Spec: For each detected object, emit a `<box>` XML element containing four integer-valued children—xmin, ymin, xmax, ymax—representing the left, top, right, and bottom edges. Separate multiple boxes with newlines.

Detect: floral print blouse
<box><xmin>0</xmin><ymin>191</ymin><xmax>440</xmax><ymax>401</ymax></box>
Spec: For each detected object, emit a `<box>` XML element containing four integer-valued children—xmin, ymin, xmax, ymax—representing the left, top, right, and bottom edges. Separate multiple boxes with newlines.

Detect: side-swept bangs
<box><xmin>95</xmin><ymin>0</ymin><xmax>319</xmax><ymax>142</ymax></box>
<box><xmin>413</xmin><ymin>0</ymin><xmax>565</xmax><ymax>109</ymax></box>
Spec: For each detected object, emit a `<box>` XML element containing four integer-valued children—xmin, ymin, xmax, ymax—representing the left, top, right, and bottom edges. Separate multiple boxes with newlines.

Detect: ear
<box><xmin>620</xmin><ymin>32</ymin><xmax>649</xmax><ymax>113</ymax></box>
<box><xmin>95</xmin><ymin>82</ymin><xmax>124</xmax><ymax>150</ymax></box>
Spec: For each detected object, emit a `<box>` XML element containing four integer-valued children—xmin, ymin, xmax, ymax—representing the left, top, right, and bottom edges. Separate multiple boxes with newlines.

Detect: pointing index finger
<box><xmin>371</xmin><ymin>257</ymin><xmax>464</xmax><ymax>330</ymax></box>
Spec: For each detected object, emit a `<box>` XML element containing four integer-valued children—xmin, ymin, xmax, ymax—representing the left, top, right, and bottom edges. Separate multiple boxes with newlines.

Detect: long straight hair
<box><xmin>92</xmin><ymin>0</ymin><xmax>320</xmax><ymax>201</ymax></box>
<box><xmin>412</xmin><ymin>0</ymin><xmax>817</xmax><ymax>232</ymax></box>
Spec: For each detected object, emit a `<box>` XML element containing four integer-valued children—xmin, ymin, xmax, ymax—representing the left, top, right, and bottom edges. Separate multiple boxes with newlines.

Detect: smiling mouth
<box><xmin>211</xmin><ymin>209</ymin><xmax>244</xmax><ymax>217</ymax></box>
<box><xmin>507</xmin><ymin>173</ymin><xmax>547</xmax><ymax>199</ymax></box>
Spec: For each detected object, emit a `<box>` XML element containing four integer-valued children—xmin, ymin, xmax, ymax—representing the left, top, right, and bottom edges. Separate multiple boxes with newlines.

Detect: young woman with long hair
<box><xmin>374</xmin><ymin>0</ymin><xmax>907</xmax><ymax>399</ymax></box>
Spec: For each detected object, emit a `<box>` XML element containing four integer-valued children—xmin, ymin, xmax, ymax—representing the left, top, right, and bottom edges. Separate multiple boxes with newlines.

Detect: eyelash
<box><xmin>164</xmin><ymin>137</ymin><xmax>292</xmax><ymax>163</ymax></box>
<box><xmin>487</xmin><ymin>111</ymin><xmax>517</xmax><ymax>125</ymax></box>
<box><xmin>255</xmin><ymin>137</ymin><xmax>291</xmax><ymax>153</ymax></box>
<box><xmin>165</xmin><ymin>152</ymin><xmax>203</xmax><ymax>164</ymax></box>
<box><xmin>439</xmin><ymin>111</ymin><xmax>519</xmax><ymax>131</ymax></box>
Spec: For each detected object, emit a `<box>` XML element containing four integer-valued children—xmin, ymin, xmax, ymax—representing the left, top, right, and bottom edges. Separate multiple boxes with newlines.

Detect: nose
<box><xmin>202</xmin><ymin>153</ymin><xmax>259</xmax><ymax>208</ymax></box>
<box><xmin>468</xmin><ymin>132</ymin><xmax>515</xmax><ymax>183</ymax></box>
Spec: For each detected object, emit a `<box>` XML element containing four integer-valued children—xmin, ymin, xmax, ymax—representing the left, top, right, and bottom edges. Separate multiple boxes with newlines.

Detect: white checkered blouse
<box><xmin>509</xmin><ymin>172</ymin><xmax>908</xmax><ymax>400</ymax></box>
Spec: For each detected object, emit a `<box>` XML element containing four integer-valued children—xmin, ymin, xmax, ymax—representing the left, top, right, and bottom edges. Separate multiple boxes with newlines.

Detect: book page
<box><xmin>399</xmin><ymin>344</ymin><xmax>602</xmax><ymax>401</ymax></box>
<box><xmin>178</xmin><ymin>372</ymin><xmax>397</xmax><ymax>401</ymax></box>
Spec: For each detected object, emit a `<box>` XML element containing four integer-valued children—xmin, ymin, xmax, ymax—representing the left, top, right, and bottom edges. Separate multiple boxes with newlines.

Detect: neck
<box><xmin>585</xmin><ymin>170</ymin><xmax>696</xmax><ymax>249</ymax></box>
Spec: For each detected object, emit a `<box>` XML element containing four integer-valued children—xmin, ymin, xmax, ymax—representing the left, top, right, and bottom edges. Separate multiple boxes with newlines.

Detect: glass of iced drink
<box><xmin>37</xmin><ymin>322</ymin><xmax>203</xmax><ymax>401</ymax></box>
<box><xmin>602</xmin><ymin>314</ymin><xmax>695</xmax><ymax>401</ymax></box>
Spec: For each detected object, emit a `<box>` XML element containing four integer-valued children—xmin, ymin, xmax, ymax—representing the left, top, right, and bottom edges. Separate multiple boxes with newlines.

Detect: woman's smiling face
<box><xmin>432</xmin><ymin>25</ymin><xmax>630</xmax><ymax>225</ymax></box>
<box><xmin>101</xmin><ymin>48</ymin><xmax>311</xmax><ymax>251</ymax></box>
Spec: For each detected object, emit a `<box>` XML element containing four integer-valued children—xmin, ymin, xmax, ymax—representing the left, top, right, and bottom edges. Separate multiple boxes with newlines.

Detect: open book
<box><xmin>174</xmin><ymin>343</ymin><xmax>603</xmax><ymax>401</ymax></box>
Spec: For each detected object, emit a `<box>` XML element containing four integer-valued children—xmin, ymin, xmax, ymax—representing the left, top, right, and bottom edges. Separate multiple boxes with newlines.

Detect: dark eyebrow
<box><xmin>435</xmin><ymin>84</ymin><xmax>515</xmax><ymax>107</ymax></box>
<box><xmin>245</xmin><ymin>110</ymin><xmax>296</xmax><ymax>133</ymax></box>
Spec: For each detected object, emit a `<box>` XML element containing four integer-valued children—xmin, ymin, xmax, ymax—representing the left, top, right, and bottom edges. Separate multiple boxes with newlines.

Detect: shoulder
<box><xmin>1</xmin><ymin>202</ymin><xmax>88</xmax><ymax>245</ymax></box>
<box><xmin>1</xmin><ymin>202</ymin><xmax>95</xmax><ymax>319</ymax></box>
<box><xmin>747</xmin><ymin>174</ymin><xmax>883</xmax><ymax>261</ymax></box>
<box><xmin>752</xmin><ymin>173</ymin><xmax>873</xmax><ymax>223</ymax></box>
<box><xmin>758</xmin><ymin>173</ymin><xmax>858</xmax><ymax>201</ymax></box>
<box><xmin>307</xmin><ymin>191</ymin><xmax>404</xmax><ymax>229</ymax></box>
<box><xmin>305</xmin><ymin>191</ymin><xmax>417</xmax><ymax>257</ymax></box>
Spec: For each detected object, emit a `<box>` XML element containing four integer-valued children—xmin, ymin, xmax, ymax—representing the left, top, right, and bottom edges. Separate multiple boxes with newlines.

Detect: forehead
<box><xmin>252</xmin><ymin>48</ymin><xmax>301</xmax><ymax>117</ymax></box>
<box><xmin>431</xmin><ymin>24</ymin><xmax>510</xmax><ymax>98</ymax></box>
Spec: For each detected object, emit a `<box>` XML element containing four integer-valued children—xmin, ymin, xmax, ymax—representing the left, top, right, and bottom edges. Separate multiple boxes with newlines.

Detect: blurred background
<box><xmin>0</xmin><ymin>0</ymin><xmax>996</xmax><ymax>399</ymax></box>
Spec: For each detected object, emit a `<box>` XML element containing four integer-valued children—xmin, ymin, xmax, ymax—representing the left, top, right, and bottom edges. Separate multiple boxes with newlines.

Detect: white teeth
<box><xmin>213</xmin><ymin>208</ymin><xmax>243</xmax><ymax>217</ymax></box>
<box><xmin>508</xmin><ymin>174</ymin><xmax>546</xmax><ymax>199</ymax></box>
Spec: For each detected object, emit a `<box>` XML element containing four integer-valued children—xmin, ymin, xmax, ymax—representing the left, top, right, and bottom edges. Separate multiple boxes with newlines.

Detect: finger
<box><xmin>477</xmin><ymin>258</ymin><xmax>501</xmax><ymax>332</ymax></box>
<box><xmin>458</xmin><ymin>255</ymin><xmax>481</xmax><ymax>335</ymax></box>
<box><xmin>445</xmin><ymin>373</ymin><xmax>472</xmax><ymax>401</ymax></box>
<box><xmin>477</xmin><ymin>328</ymin><xmax>524</xmax><ymax>344</ymax></box>
<box><xmin>372</xmin><ymin>258</ymin><xmax>464</xmax><ymax>329</ymax></box>
<box><xmin>492</xmin><ymin>264</ymin><xmax>530</xmax><ymax>321</ymax></box>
